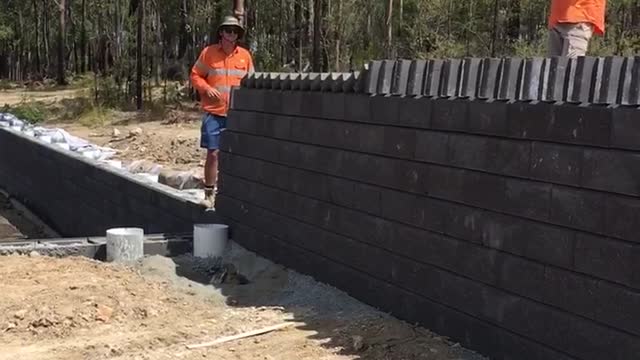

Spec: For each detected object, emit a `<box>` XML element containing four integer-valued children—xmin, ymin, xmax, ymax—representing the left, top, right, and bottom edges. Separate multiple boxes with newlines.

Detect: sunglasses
<box><xmin>222</xmin><ymin>27</ymin><xmax>240</xmax><ymax>34</ymax></box>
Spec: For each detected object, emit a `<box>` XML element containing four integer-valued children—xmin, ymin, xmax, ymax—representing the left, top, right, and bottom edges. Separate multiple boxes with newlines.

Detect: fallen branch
<box><xmin>185</xmin><ymin>322</ymin><xmax>294</xmax><ymax>350</ymax></box>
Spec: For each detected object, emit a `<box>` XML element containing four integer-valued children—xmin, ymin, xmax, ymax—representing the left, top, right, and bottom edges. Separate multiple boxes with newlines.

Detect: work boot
<box><xmin>201</xmin><ymin>186</ymin><xmax>215</xmax><ymax>209</ymax></box>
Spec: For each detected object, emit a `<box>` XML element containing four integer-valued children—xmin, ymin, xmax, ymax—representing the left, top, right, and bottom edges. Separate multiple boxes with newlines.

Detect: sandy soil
<box><xmin>0</xmin><ymin>243</ymin><xmax>487</xmax><ymax>360</ymax></box>
<box><xmin>0</xmin><ymin>88</ymin><xmax>83</xmax><ymax>107</ymax></box>
<box><xmin>54</xmin><ymin>115</ymin><xmax>205</xmax><ymax>171</ymax></box>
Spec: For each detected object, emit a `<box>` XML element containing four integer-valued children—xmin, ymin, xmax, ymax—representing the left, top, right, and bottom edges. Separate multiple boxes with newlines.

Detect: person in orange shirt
<box><xmin>191</xmin><ymin>16</ymin><xmax>254</xmax><ymax>207</ymax></box>
<box><xmin>547</xmin><ymin>0</ymin><xmax>607</xmax><ymax>57</ymax></box>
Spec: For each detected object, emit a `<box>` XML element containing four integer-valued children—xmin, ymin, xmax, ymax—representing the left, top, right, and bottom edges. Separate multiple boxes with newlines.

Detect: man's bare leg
<box><xmin>204</xmin><ymin>149</ymin><xmax>219</xmax><ymax>205</ymax></box>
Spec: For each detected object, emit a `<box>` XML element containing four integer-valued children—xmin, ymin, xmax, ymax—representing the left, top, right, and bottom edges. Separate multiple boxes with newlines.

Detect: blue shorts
<box><xmin>200</xmin><ymin>113</ymin><xmax>227</xmax><ymax>150</ymax></box>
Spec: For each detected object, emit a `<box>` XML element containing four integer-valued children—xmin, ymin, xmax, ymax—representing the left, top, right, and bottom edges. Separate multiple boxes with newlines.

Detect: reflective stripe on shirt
<box><xmin>208</xmin><ymin>68</ymin><xmax>247</xmax><ymax>77</ymax></box>
<box><xmin>195</xmin><ymin>60</ymin><xmax>210</xmax><ymax>75</ymax></box>
<box><xmin>215</xmin><ymin>85</ymin><xmax>231</xmax><ymax>93</ymax></box>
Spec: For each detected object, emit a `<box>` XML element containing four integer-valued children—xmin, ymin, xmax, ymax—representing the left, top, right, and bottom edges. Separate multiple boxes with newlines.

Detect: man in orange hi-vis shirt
<box><xmin>547</xmin><ymin>0</ymin><xmax>607</xmax><ymax>57</ymax></box>
<box><xmin>191</xmin><ymin>15</ymin><xmax>254</xmax><ymax>207</ymax></box>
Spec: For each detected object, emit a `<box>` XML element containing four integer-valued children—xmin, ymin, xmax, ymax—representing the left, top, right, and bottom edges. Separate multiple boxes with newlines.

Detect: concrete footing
<box><xmin>0</xmin><ymin>233</ymin><xmax>192</xmax><ymax>260</ymax></box>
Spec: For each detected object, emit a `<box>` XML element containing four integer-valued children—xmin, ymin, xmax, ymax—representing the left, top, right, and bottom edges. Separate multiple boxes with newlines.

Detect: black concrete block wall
<box><xmin>219</xmin><ymin>87</ymin><xmax>640</xmax><ymax>360</ymax></box>
<box><xmin>0</xmin><ymin>129</ymin><xmax>219</xmax><ymax>237</ymax></box>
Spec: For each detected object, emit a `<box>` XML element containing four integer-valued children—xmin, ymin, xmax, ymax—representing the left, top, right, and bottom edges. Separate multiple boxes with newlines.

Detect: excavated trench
<box><xmin>0</xmin><ymin>190</ymin><xmax>58</xmax><ymax>242</ymax></box>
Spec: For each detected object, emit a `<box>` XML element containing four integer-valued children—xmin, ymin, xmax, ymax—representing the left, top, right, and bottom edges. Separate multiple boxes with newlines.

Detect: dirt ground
<box><xmin>53</xmin><ymin>112</ymin><xmax>205</xmax><ymax>171</ymax></box>
<box><xmin>0</xmin><ymin>243</ymin><xmax>487</xmax><ymax>360</ymax></box>
<box><xmin>0</xmin><ymin>88</ymin><xmax>83</xmax><ymax>107</ymax></box>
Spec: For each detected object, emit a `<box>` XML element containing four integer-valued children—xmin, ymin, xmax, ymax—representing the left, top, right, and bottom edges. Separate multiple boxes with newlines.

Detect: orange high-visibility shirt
<box><xmin>190</xmin><ymin>44</ymin><xmax>254</xmax><ymax>116</ymax></box>
<box><xmin>548</xmin><ymin>0</ymin><xmax>607</xmax><ymax>35</ymax></box>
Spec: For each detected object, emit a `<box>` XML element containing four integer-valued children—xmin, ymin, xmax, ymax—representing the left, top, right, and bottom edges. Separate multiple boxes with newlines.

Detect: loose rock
<box><xmin>95</xmin><ymin>304</ymin><xmax>113</xmax><ymax>322</ymax></box>
<box><xmin>13</xmin><ymin>310</ymin><xmax>27</xmax><ymax>320</ymax></box>
<box><xmin>129</xmin><ymin>127</ymin><xmax>143</xmax><ymax>137</ymax></box>
<box><xmin>352</xmin><ymin>335</ymin><xmax>365</xmax><ymax>351</ymax></box>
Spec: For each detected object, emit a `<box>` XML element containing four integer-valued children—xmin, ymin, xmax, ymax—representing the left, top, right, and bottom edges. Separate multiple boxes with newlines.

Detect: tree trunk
<box><xmin>43</xmin><ymin>0</ymin><xmax>50</xmax><ymax>77</ymax></box>
<box><xmin>490</xmin><ymin>0</ymin><xmax>499</xmax><ymax>57</ymax></box>
<box><xmin>115</xmin><ymin>0</ymin><xmax>122</xmax><ymax>62</ymax></box>
<box><xmin>321</xmin><ymin>0</ymin><xmax>328</xmax><ymax>71</ymax></box>
<box><xmin>311</xmin><ymin>0</ymin><xmax>321</xmax><ymax>71</ymax></box>
<box><xmin>507</xmin><ymin>0</ymin><xmax>520</xmax><ymax>41</ymax></box>
<box><xmin>246</xmin><ymin>0</ymin><xmax>256</xmax><ymax>51</ymax></box>
<box><xmin>57</xmin><ymin>0</ymin><xmax>67</xmax><ymax>85</ymax></box>
<box><xmin>465</xmin><ymin>1</ymin><xmax>472</xmax><ymax>56</ymax></box>
<box><xmin>233</xmin><ymin>0</ymin><xmax>246</xmax><ymax>26</ymax></box>
<box><xmin>307</xmin><ymin>0</ymin><xmax>313</xmax><ymax>70</ymax></box>
<box><xmin>632</xmin><ymin>0</ymin><xmax>640</xmax><ymax>34</ymax></box>
<box><xmin>17</xmin><ymin>9</ymin><xmax>24</xmax><ymax>82</ymax></box>
<box><xmin>67</xmin><ymin>2</ymin><xmax>78</xmax><ymax>75</ymax></box>
<box><xmin>33</xmin><ymin>0</ymin><xmax>41</xmax><ymax>77</ymax></box>
<box><xmin>386</xmin><ymin>0</ymin><xmax>393</xmax><ymax>58</ymax></box>
<box><xmin>279</xmin><ymin>0</ymin><xmax>286</xmax><ymax>67</ymax></box>
<box><xmin>154</xmin><ymin>2</ymin><xmax>161</xmax><ymax>85</ymax></box>
<box><xmin>178</xmin><ymin>0</ymin><xmax>189</xmax><ymax>60</ymax></box>
<box><xmin>80</xmin><ymin>0</ymin><xmax>86</xmax><ymax>72</ymax></box>
<box><xmin>334</xmin><ymin>0</ymin><xmax>341</xmax><ymax>71</ymax></box>
<box><xmin>615</xmin><ymin>3</ymin><xmax>626</xmax><ymax>54</ymax></box>
<box><xmin>294</xmin><ymin>0</ymin><xmax>302</xmax><ymax>70</ymax></box>
<box><xmin>136</xmin><ymin>0</ymin><xmax>145</xmax><ymax>110</ymax></box>
<box><xmin>447</xmin><ymin>0</ymin><xmax>452</xmax><ymax>39</ymax></box>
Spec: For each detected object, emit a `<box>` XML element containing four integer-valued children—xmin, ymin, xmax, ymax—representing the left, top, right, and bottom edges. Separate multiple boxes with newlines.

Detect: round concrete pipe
<box><xmin>193</xmin><ymin>224</ymin><xmax>229</xmax><ymax>258</ymax></box>
<box><xmin>106</xmin><ymin>227</ymin><xmax>145</xmax><ymax>263</ymax></box>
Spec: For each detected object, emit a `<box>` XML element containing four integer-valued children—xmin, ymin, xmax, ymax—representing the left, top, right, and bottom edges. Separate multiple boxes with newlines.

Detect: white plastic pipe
<box><xmin>106</xmin><ymin>227</ymin><xmax>144</xmax><ymax>263</ymax></box>
<box><xmin>193</xmin><ymin>224</ymin><xmax>229</xmax><ymax>258</ymax></box>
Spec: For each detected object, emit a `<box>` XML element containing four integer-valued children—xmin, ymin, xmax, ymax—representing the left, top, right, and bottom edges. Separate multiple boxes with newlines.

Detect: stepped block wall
<box><xmin>218</xmin><ymin>57</ymin><xmax>640</xmax><ymax>360</ymax></box>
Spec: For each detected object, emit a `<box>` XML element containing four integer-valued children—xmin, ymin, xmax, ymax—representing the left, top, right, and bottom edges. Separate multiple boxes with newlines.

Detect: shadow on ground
<box><xmin>154</xmin><ymin>241</ymin><xmax>488</xmax><ymax>360</ymax></box>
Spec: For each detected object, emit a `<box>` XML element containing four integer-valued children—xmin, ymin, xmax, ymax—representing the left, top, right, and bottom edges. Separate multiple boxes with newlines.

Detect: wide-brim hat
<box><xmin>218</xmin><ymin>15</ymin><xmax>245</xmax><ymax>38</ymax></box>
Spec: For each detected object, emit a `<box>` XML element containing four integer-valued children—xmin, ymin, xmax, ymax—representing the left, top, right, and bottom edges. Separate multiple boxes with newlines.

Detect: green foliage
<box><xmin>511</xmin><ymin>27</ymin><xmax>549</xmax><ymax>58</ymax></box>
<box><xmin>0</xmin><ymin>79</ymin><xmax>14</xmax><ymax>90</ymax></box>
<box><xmin>0</xmin><ymin>25</ymin><xmax>13</xmax><ymax>41</ymax></box>
<box><xmin>1</xmin><ymin>99</ymin><xmax>48</xmax><ymax>124</ymax></box>
<box><xmin>76</xmin><ymin>106</ymin><xmax>112</xmax><ymax>128</ymax></box>
<box><xmin>3</xmin><ymin>0</ymin><xmax>640</xmax><ymax>82</ymax></box>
